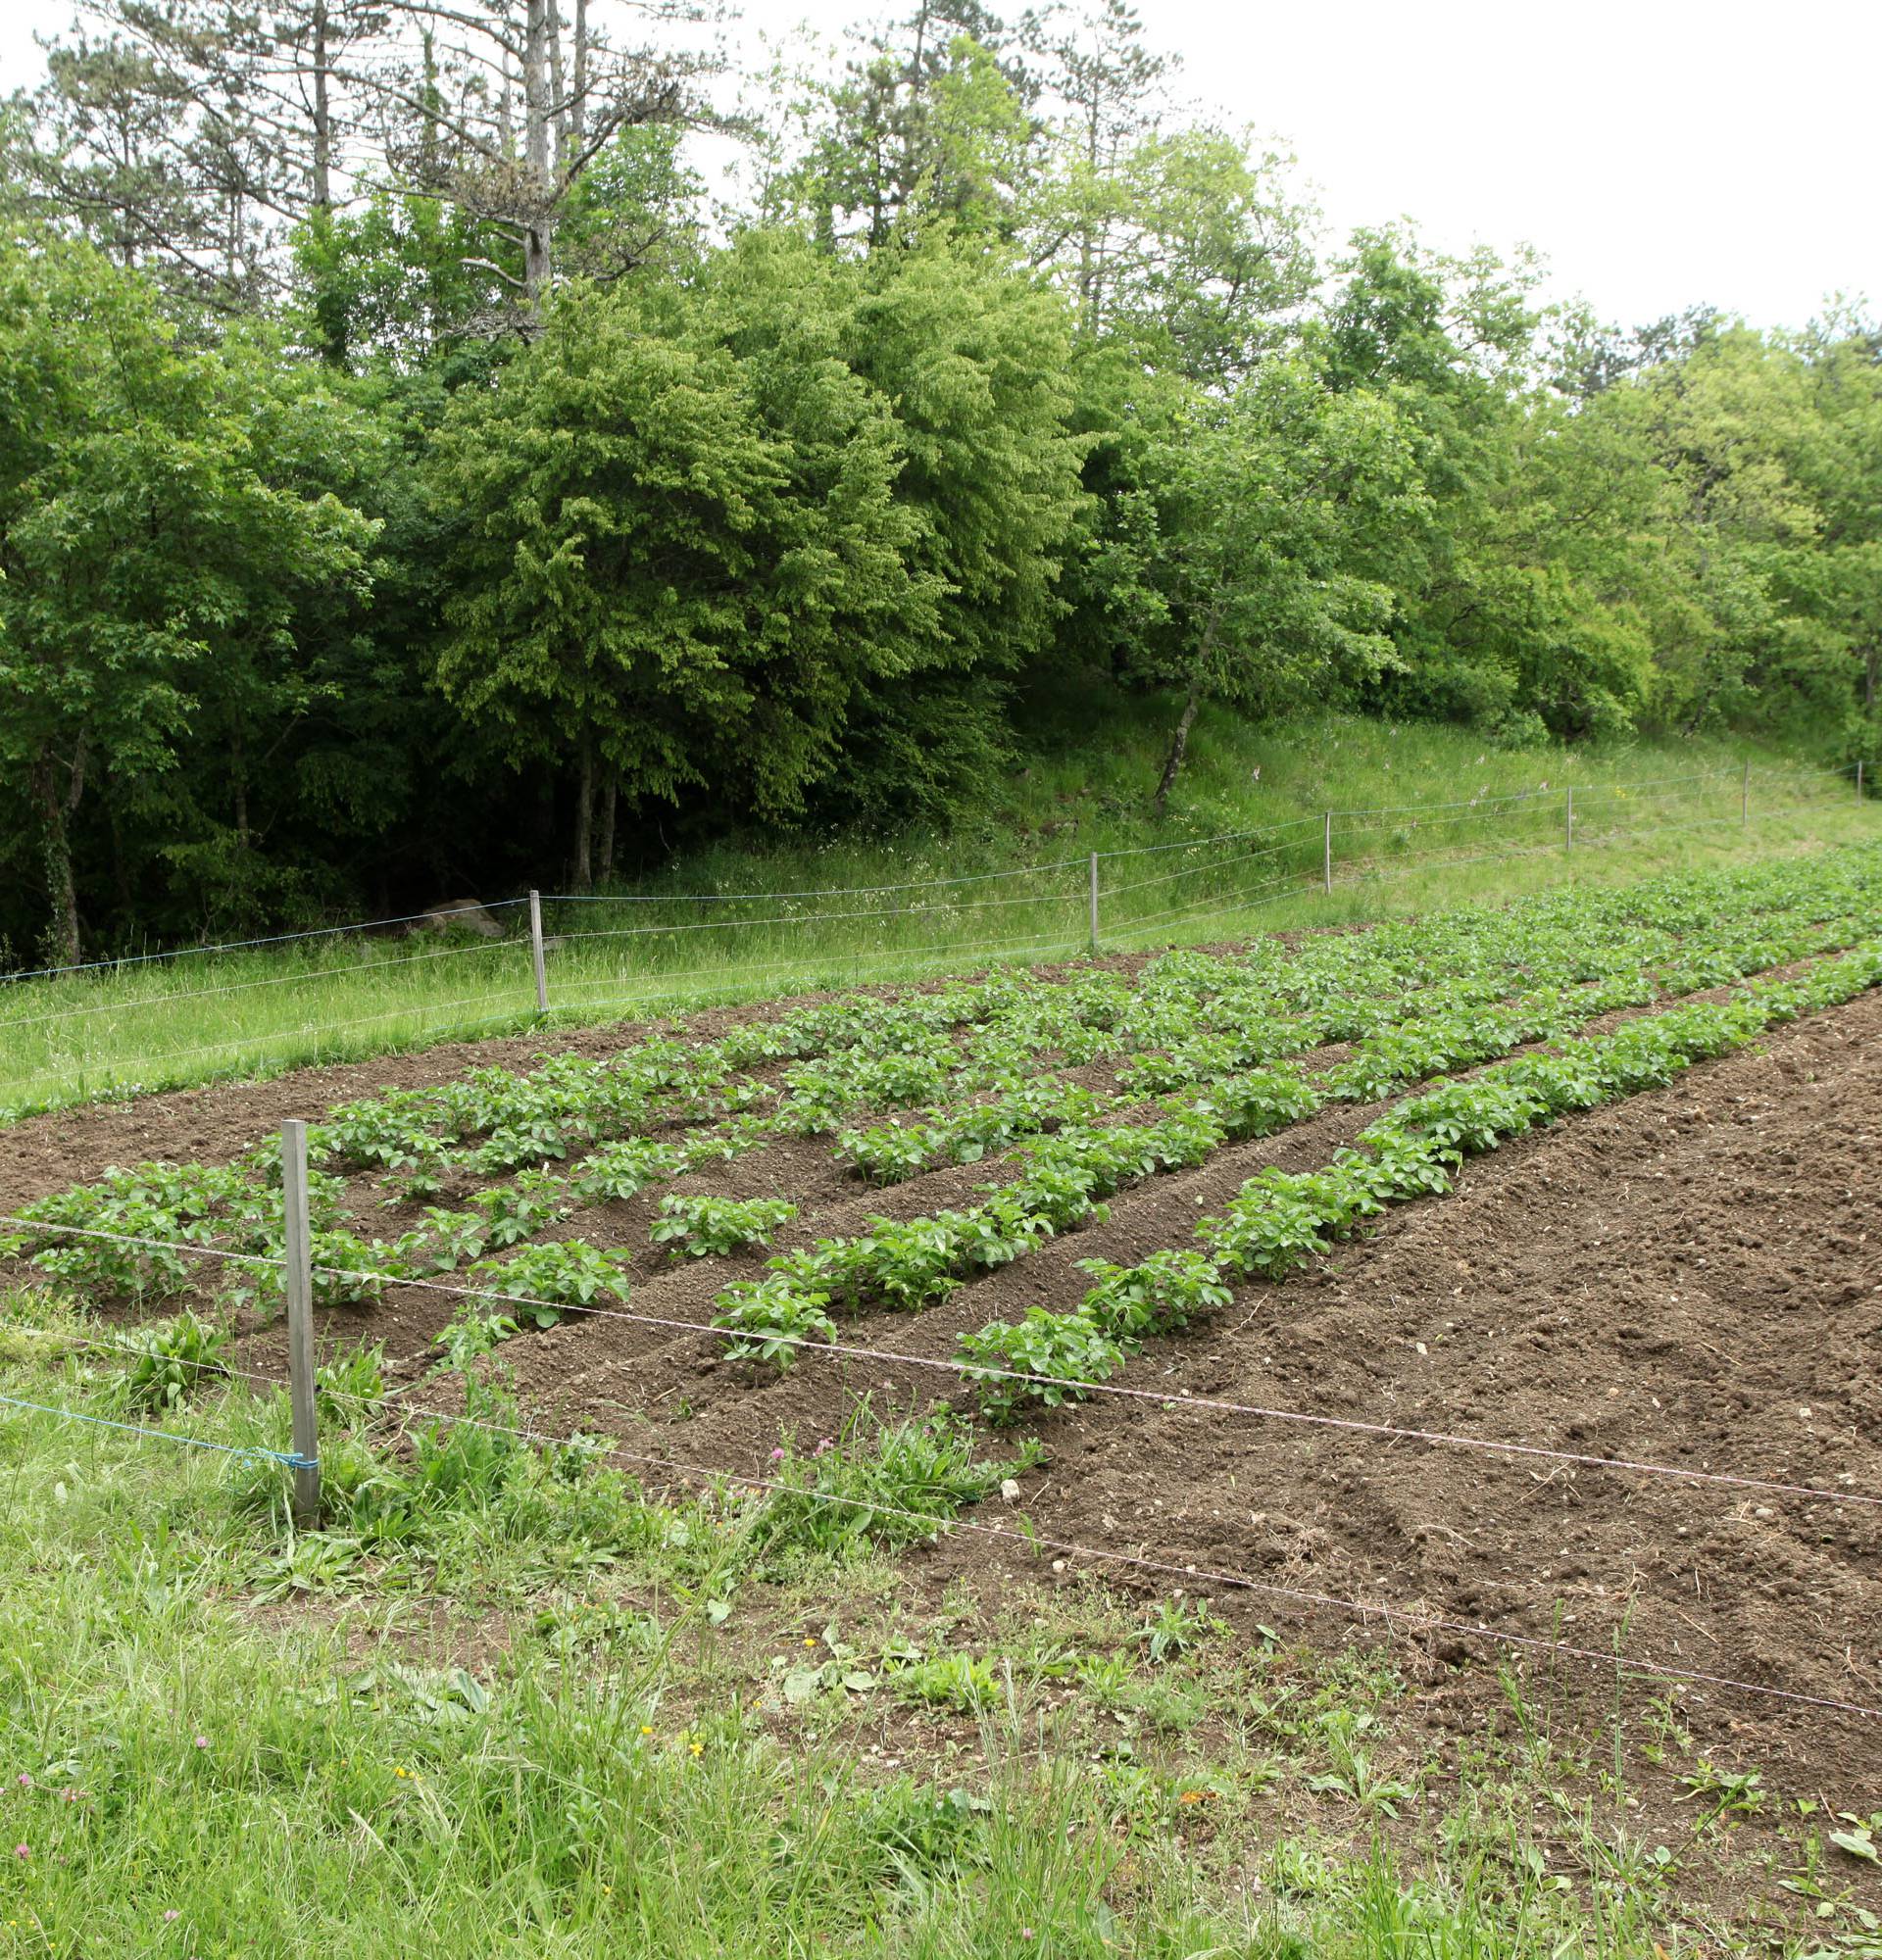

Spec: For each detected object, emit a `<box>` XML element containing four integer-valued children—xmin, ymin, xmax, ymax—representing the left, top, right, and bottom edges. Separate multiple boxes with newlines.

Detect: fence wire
<box><xmin>4</xmin><ymin>760</ymin><xmax>1873</xmax><ymax>1105</ymax></box>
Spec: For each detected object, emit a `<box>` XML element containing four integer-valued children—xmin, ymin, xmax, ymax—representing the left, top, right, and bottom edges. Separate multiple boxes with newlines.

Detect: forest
<box><xmin>1</xmin><ymin>0</ymin><xmax>1878</xmax><ymax>968</ymax></box>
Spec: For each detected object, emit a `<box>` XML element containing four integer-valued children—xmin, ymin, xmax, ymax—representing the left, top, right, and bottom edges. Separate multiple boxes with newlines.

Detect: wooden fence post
<box><xmin>528</xmin><ymin>889</ymin><xmax>550</xmax><ymax>1013</ymax></box>
<box><xmin>280</xmin><ymin>1118</ymin><xmax>321</xmax><ymax>1531</ymax></box>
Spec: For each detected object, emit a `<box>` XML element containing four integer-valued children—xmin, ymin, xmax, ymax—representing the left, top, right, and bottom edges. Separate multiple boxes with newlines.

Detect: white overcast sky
<box><xmin>3</xmin><ymin>0</ymin><xmax>1875</xmax><ymax>331</ymax></box>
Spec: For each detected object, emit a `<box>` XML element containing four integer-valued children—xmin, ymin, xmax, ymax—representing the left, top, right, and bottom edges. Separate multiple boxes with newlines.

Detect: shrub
<box><xmin>1076</xmin><ymin>1250</ymin><xmax>1231</xmax><ymax>1341</ymax></box>
<box><xmin>570</xmin><ymin>1138</ymin><xmax>688</xmax><ymax>1203</ymax></box>
<box><xmin>956</xmin><ymin>1308</ymin><xmax>1125</xmax><ymax>1425</ymax></box>
<box><xmin>1385</xmin><ymin>1078</ymin><xmax>1546</xmax><ymax>1155</ymax></box>
<box><xmin>838</xmin><ymin>1122</ymin><xmax>939</xmax><ymax>1185</ymax></box>
<box><xmin>1198</xmin><ymin>1067</ymin><xmax>1320</xmax><ymax>1140</ymax></box>
<box><xmin>712</xmin><ymin>1276</ymin><xmax>836</xmax><ymax>1367</ymax></box>
<box><xmin>773</xmin><ymin>1216</ymin><xmax>963</xmax><ymax>1313</ymax></box>
<box><xmin>466</xmin><ymin>1170</ymin><xmax>569</xmax><ymax>1249</ymax></box>
<box><xmin>467</xmin><ymin>1241</ymin><xmax>630</xmax><ymax>1328</ymax></box>
<box><xmin>651</xmin><ymin>1194</ymin><xmax>797</xmax><ymax>1258</ymax></box>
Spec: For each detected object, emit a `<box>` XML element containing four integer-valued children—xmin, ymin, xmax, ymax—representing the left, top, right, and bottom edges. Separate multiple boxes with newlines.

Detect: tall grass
<box><xmin>1</xmin><ymin>700</ymin><xmax>1873</xmax><ymax>1119</ymax></box>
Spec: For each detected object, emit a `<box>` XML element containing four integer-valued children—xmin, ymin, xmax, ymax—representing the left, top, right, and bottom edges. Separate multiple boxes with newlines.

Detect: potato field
<box><xmin>3</xmin><ymin>846</ymin><xmax>1881</xmax><ymax>1949</ymax></box>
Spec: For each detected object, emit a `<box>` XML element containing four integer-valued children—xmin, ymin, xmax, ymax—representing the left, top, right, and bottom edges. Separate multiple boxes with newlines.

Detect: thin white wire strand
<box><xmin>8</xmin><ymin>926</ymin><xmax>1091</xmax><ymax>1102</ymax></box>
<box><xmin>11</xmin><ymin>988</ymin><xmax>539</xmax><ymax>1099</ymax></box>
<box><xmin>538</xmin><ymin>927</ymin><xmax>1088</xmax><ymax>1010</ymax></box>
<box><xmin>1326</xmin><ymin>767</ymin><xmax>1735</xmax><ymax>822</ymax></box>
<box><xmin>543</xmin><ymin>855</ymin><xmax>1089</xmax><ymax>905</ymax></box>
<box><xmin>1109</xmin><ymin>873</ymin><xmax>1305</xmax><ymax>941</ymax></box>
<box><xmin>0</xmin><ymin>934</ymin><xmax>522</xmax><ymax>1031</ymax></box>
<box><xmin>10</xmin><ymin>1335</ymin><xmax>1868</xmax><ymax>1721</ymax></box>
<box><xmin>1092</xmin><ymin>814</ymin><xmax>1325</xmax><ymax>860</ymax></box>
<box><xmin>1098</xmin><ymin>837</ymin><xmax>1303</xmax><ymax>902</ymax></box>
<box><xmin>1</xmin><ymin>900</ymin><xmax>531</xmax><ymax>987</ymax></box>
<box><xmin>340</xmin><ymin>1391</ymin><xmax>1882</xmax><ymax>1723</ymax></box>
<box><xmin>554</xmin><ymin>886</ymin><xmax>1077</xmax><ymax>944</ymax></box>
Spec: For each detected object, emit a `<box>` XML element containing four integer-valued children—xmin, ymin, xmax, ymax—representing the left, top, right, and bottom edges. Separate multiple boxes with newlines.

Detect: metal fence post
<box><xmin>528</xmin><ymin>889</ymin><xmax>550</xmax><ymax>1013</ymax></box>
<box><xmin>1087</xmin><ymin>853</ymin><xmax>1100</xmax><ymax>956</ymax></box>
<box><xmin>1564</xmin><ymin>785</ymin><xmax>1574</xmax><ymax>850</ymax></box>
<box><xmin>1322</xmin><ymin>811</ymin><xmax>1332</xmax><ymax>895</ymax></box>
<box><xmin>279</xmin><ymin>1118</ymin><xmax>321</xmax><ymax>1531</ymax></box>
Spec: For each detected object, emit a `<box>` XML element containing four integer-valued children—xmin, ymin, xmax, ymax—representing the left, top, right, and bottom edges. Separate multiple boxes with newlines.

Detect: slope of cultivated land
<box><xmin>4</xmin><ymin>848</ymin><xmax>1882</xmax><ymax>1949</ymax></box>
<box><xmin>398</xmin><ymin>979</ymin><xmax>1876</xmax><ymax>1782</ymax></box>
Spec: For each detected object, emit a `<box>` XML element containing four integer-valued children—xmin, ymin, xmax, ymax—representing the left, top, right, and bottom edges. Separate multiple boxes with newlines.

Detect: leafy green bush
<box><xmin>1386</xmin><ymin>1078</ymin><xmax>1545</xmax><ymax>1155</ymax></box>
<box><xmin>956</xmin><ymin>1308</ymin><xmax>1126</xmax><ymax>1425</ymax></box>
<box><xmin>570</xmin><ymin>1138</ymin><xmax>688</xmax><ymax>1203</ymax></box>
<box><xmin>1076</xmin><ymin>1250</ymin><xmax>1231</xmax><ymax>1341</ymax></box>
<box><xmin>712</xmin><ymin>1276</ymin><xmax>836</xmax><ymax>1367</ymax></box>
<box><xmin>1198</xmin><ymin>1067</ymin><xmax>1320</xmax><ymax>1140</ymax></box>
<box><xmin>466</xmin><ymin>1170</ymin><xmax>570</xmax><ymax>1249</ymax></box>
<box><xmin>839</xmin><ymin>1122</ymin><xmax>940</xmax><ymax>1185</ymax></box>
<box><xmin>467</xmin><ymin>1241</ymin><xmax>630</xmax><ymax>1328</ymax></box>
<box><xmin>772</xmin><ymin>1216</ymin><xmax>964</xmax><ymax>1313</ymax></box>
<box><xmin>652</xmin><ymin>1194</ymin><xmax>798</xmax><ymax>1259</ymax></box>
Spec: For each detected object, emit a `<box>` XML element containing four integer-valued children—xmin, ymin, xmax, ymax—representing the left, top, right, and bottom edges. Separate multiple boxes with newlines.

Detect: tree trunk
<box><xmin>547</xmin><ymin>0</ymin><xmax>568</xmax><ymax>169</ymax></box>
<box><xmin>311</xmin><ymin>0</ymin><xmax>331</xmax><ymax>212</ymax></box>
<box><xmin>522</xmin><ymin>0</ymin><xmax>554</xmax><ymax>296</ymax></box>
<box><xmin>230</xmin><ymin>712</ymin><xmax>252</xmax><ymax>848</ymax></box>
<box><xmin>570</xmin><ymin>0</ymin><xmax>589</xmax><ymax>162</ymax></box>
<box><xmin>571</xmin><ymin>735</ymin><xmax>594</xmax><ymax>890</ymax></box>
<box><xmin>421</xmin><ymin>28</ymin><xmax>440</xmax><ymax>176</ymax></box>
<box><xmin>597</xmin><ymin>767</ymin><xmax>618</xmax><ymax>885</ymax></box>
<box><xmin>1153</xmin><ymin>679</ymin><xmax>1202</xmax><ymax>812</ymax></box>
<box><xmin>29</xmin><ymin>751</ymin><xmax>80</xmax><ymax>968</ymax></box>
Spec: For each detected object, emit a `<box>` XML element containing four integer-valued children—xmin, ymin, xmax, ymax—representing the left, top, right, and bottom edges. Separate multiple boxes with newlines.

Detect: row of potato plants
<box><xmin>702</xmin><ymin>901</ymin><xmax>1879</xmax><ymax>1374</ymax></box>
<box><xmin>953</xmin><ymin>937</ymin><xmax>1882</xmax><ymax>1422</ymax></box>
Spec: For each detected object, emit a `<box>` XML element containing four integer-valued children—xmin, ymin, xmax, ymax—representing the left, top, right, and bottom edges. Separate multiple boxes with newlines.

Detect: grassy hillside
<box><xmin>1</xmin><ymin>692</ymin><xmax>1873</xmax><ymax>1118</ymax></box>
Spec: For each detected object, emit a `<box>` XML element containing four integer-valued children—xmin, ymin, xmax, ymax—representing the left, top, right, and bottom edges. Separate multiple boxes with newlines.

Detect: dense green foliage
<box><xmin>1</xmin><ymin>0</ymin><xmax>1877</xmax><ymax>965</ymax></box>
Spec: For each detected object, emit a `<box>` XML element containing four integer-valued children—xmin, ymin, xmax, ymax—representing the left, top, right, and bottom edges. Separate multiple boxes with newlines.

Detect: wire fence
<box><xmin>2</xmin><ymin>759</ymin><xmax>1873</xmax><ymax>1112</ymax></box>
<box><xmin>3</xmin><ymin>1203</ymin><xmax>1878</xmax><ymax>1725</ymax></box>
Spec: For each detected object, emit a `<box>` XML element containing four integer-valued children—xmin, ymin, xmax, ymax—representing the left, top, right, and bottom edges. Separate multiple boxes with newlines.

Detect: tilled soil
<box><xmin>479</xmin><ymin>989</ymin><xmax>1882</xmax><ymax>1796</ymax></box>
<box><xmin>5</xmin><ymin>962</ymin><xmax>1879</xmax><ymax>1798</ymax></box>
<box><xmin>0</xmin><ymin>951</ymin><xmax>1180</xmax><ymax>1209</ymax></box>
